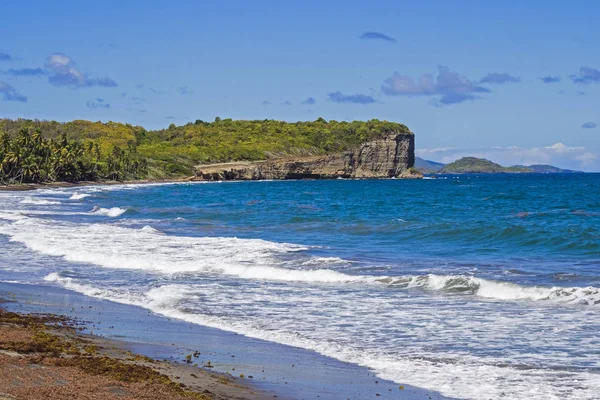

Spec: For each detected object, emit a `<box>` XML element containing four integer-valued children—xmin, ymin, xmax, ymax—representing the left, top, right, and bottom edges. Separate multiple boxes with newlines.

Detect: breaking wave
<box><xmin>0</xmin><ymin>214</ymin><xmax>597</xmax><ymax>306</ymax></box>
<box><xmin>19</xmin><ymin>197</ymin><xmax>61</xmax><ymax>205</ymax></box>
<box><xmin>90</xmin><ymin>206</ymin><xmax>128</xmax><ymax>217</ymax></box>
<box><xmin>378</xmin><ymin>274</ymin><xmax>600</xmax><ymax>305</ymax></box>
<box><xmin>69</xmin><ymin>193</ymin><xmax>91</xmax><ymax>200</ymax></box>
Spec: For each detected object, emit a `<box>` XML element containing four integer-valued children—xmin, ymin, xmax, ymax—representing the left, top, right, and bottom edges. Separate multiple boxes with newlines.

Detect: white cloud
<box><xmin>381</xmin><ymin>66</ymin><xmax>491</xmax><ymax>105</ymax></box>
<box><xmin>45</xmin><ymin>53</ymin><xmax>117</xmax><ymax>88</ymax></box>
<box><xmin>417</xmin><ymin>143</ymin><xmax>600</xmax><ymax>172</ymax></box>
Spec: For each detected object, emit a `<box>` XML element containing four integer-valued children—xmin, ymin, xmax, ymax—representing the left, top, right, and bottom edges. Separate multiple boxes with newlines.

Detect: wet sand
<box><xmin>0</xmin><ymin>282</ymin><xmax>450</xmax><ymax>400</ymax></box>
<box><xmin>0</xmin><ymin>305</ymin><xmax>275</xmax><ymax>400</ymax></box>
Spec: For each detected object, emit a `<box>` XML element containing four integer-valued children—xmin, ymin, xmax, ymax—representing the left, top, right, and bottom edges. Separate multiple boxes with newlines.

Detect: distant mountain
<box><xmin>439</xmin><ymin>157</ymin><xmax>522</xmax><ymax>173</ymax></box>
<box><xmin>517</xmin><ymin>164</ymin><xmax>580</xmax><ymax>174</ymax></box>
<box><xmin>436</xmin><ymin>157</ymin><xmax>581</xmax><ymax>174</ymax></box>
<box><xmin>415</xmin><ymin>157</ymin><xmax>445</xmax><ymax>173</ymax></box>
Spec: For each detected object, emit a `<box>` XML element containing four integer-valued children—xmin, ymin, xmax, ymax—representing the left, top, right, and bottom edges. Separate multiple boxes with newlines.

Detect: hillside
<box><xmin>0</xmin><ymin>118</ymin><xmax>412</xmax><ymax>184</ymax></box>
<box><xmin>437</xmin><ymin>157</ymin><xmax>581</xmax><ymax>174</ymax></box>
<box><xmin>439</xmin><ymin>157</ymin><xmax>531</xmax><ymax>173</ymax></box>
<box><xmin>519</xmin><ymin>164</ymin><xmax>580</xmax><ymax>173</ymax></box>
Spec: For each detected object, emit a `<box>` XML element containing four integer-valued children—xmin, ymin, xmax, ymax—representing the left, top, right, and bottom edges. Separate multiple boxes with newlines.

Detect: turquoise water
<box><xmin>1</xmin><ymin>174</ymin><xmax>599</xmax><ymax>399</ymax></box>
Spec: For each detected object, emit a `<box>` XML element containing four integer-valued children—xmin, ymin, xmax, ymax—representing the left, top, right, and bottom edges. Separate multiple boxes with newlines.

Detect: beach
<box><xmin>0</xmin><ymin>281</ymin><xmax>444</xmax><ymax>400</ymax></box>
<box><xmin>0</xmin><ymin>293</ymin><xmax>273</xmax><ymax>400</ymax></box>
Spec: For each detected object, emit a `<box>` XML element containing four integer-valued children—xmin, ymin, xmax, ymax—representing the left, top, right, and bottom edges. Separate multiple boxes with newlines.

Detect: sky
<box><xmin>1</xmin><ymin>0</ymin><xmax>599</xmax><ymax>170</ymax></box>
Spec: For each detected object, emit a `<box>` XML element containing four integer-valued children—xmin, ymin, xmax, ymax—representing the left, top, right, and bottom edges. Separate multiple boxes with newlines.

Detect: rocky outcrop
<box><xmin>193</xmin><ymin>132</ymin><xmax>417</xmax><ymax>181</ymax></box>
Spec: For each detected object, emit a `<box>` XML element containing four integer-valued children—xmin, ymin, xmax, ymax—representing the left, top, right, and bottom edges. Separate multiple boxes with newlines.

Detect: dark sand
<box><xmin>0</xmin><ymin>283</ymin><xmax>452</xmax><ymax>400</ymax></box>
<box><xmin>0</xmin><ymin>306</ymin><xmax>275</xmax><ymax>400</ymax></box>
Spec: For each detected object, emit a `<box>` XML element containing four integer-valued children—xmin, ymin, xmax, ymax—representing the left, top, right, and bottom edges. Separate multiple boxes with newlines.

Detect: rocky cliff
<box><xmin>193</xmin><ymin>132</ymin><xmax>418</xmax><ymax>181</ymax></box>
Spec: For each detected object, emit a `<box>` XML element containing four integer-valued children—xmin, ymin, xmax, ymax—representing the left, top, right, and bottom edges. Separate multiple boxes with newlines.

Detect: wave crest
<box><xmin>90</xmin><ymin>206</ymin><xmax>128</xmax><ymax>217</ymax></box>
<box><xmin>378</xmin><ymin>274</ymin><xmax>600</xmax><ymax>305</ymax></box>
<box><xmin>69</xmin><ymin>193</ymin><xmax>90</xmax><ymax>200</ymax></box>
<box><xmin>19</xmin><ymin>197</ymin><xmax>61</xmax><ymax>205</ymax></box>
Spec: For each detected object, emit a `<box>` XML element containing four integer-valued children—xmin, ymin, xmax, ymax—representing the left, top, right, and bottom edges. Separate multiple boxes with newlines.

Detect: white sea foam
<box><xmin>0</xmin><ymin>217</ymin><xmax>343</xmax><ymax>281</ymax></box>
<box><xmin>19</xmin><ymin>197</ymin><xmax>61</xmax><ymax>205</ymax></box>
<box><xmin>401</xmin><ymin>274</ymin><xmax>600</xmax><ymax>305</ymax></box>
<box><xmin>0</xmin><ymin>211</ymin><xmax>28</xmax><ymax>222</ymax></box>
<box><xmin>1</xmin><ymin>215</ymin><xmax>599</xmax><ymax>305</ymax></box>
<box><xmin>90</xmin><ymin>206</ymin><xmax>128</xmax><ymax>217</ymax></box>
<box><xmin>69</xmin><ymin>193</ymin><xmax>91</xmax><ymax>200</ymax></box>
<box><xmin>140</xmin><ymin>225</ymin><xmax>161</xmax><ymax>234</ymax></box>
<box><xmin>41</xmin><ymin>275</ymin><xmax>600</xmax><ymax>400</ymax></box>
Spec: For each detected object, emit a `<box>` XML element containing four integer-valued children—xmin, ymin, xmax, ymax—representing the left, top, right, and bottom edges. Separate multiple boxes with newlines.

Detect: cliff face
<box><xmin>194</xmin><ymin>132</ymin><xmax>417</xmax><ymax>181</ymax></box>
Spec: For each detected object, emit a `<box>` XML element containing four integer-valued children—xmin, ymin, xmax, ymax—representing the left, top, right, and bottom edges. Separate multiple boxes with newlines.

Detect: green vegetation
<box><xmin>417</xmin><ymin>156</ymin><xmax>581</xmax><ymax>174</ymax></box>
<box><xmin>0</xmin><ymin>117</ymin><xmax>411</xmax><ymax>184</ymax></box>
<box><xmin>521</xmin><ymin>164</ymin><xmax>579</xmax><ymax>173</ymax></box>
<box><xmin>436</xmin><ymin>157</ymin><xmax>582</xmax><ymax>174</ymax></box>
<box><xmin>0</xmin><ymin>126</ymin><xmax>146</xmax><ymax>184</ymax></box>
<box><xmin>440</xmin><ymin>157</ymin><xmax>531</xmax><ymax>174</ymax></box>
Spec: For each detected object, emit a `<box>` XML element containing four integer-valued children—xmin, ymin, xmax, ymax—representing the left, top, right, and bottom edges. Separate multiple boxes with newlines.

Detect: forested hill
<box><xmin>437</xmin><ymin>157</ymin><xmax>581</xmax><ymax>174</ymax></box>
<box><xmin>0</xmin><ymin>118</ymin><xmax>411</xmax><ymax>184</ymax></box>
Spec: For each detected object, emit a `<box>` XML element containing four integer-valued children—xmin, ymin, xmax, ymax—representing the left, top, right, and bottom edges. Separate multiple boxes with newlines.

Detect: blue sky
<box><xmin>1</xmin><ymin>0</ymin><xmax>599</xmax><ymax>170</ymax></box>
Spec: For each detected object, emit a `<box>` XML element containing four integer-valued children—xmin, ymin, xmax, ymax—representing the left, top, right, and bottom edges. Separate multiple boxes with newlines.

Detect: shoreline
<box><xmin>0</xmin><ymin>298</ymin><xmax>275</xmax><ymax>400</ymax></box>
<box><xmin>0</xmin><ymin>281</ymin><xmax>449</xmax><ymax>400</ymax></box>
<box><xmin>0</xmin><ymin>177</ymin><xmax>195</xmax><ymax>192</ymax></box>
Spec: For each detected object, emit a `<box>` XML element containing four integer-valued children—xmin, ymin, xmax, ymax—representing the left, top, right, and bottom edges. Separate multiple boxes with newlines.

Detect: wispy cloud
<box><xmin>540</xmin><ymin>75</ymin><xmax>561</xmax><ymax>84</ymax></box>
<box><xmin>86</xmin><ymin>98</ymin><xmax>110</xmax><ymax>109</ymax></box>
<box><xmin>46</xmin><ymin>53</ymin><xmax>117</xmax><ymax>88</ymax></box>
<box><xmin>261</xmin><ymin>100</ymin><xmax>271</xmax><ymax>106</ymax></box>
<box><xmin>0</xmin><ymin>80</ymin><xmax>27</xmax><ymax>102</ymax></box>
<box><xmin>359</xmin><ymin>32</ymin><xmax>396</xmax><ymax>43</ymax></box>
<box><xmin>570</xmin><ymin>66</ymin><xmax>600</xmax><ymax>84</ymax></box>
<box><xmin>582</xmin><ymin>122</ymin><xmax>597</xmax><ymax>129</ymax></box>
<box><xmin>149</xmin><ymin>87</ymin><xmax>164</xmax><ymax>95</ymax></box>
<box><xmin>302</xmin><ymin>97</ymin><xmax>316</xmax><ymax>105</ymax></box>
<box><xmin>0</xmin><ymin>52</ymin><xmax>11</xmax><ymax>61</ymax></box>
<box><xmin>131</xmin><ymin>96</ymin><xmax>145</xmax><ymax>105</ymax></box>
<box><xmin>5</xmin><ymin>67</ymin><xmax>46</xmax><ymax>77</ymax></box>
<box><xmin>417</xmin><ymin>143</ymin><xmax>600</xmax><ymax>171</ymax></box>
<box><xmin>166</xmin><ymin>116</ymin><xmax>177</xmax><ymax>120</ymax></box>
<box><xmin>177</xmin><ymin>86</ymin><xmax>194</xmax><ymax>95</ymax></box>
<box><xmin>283</xmin><ymin>100</ymin><xmax>292</xmax><ymax>106</ymax></box>
<box><xmin>479</xmin><ymin>72</ymin><xmax>520</xmax><ymax>84</ymax></box>
<box><xmin>327</xmin><ymin>91</ymin><xmax>376</xmax><ymax>104</ymax></box>
<box><xmin>382</xmin><ymin>66</ymin><xmax>490</xmax><ymax>106</ymax></box>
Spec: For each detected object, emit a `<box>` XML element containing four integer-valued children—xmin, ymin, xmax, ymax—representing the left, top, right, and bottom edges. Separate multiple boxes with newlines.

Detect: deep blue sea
<box><xmin>1</xmin><ymin>174</ymin><xmax>599</xmax><ymax>399</ymax></box>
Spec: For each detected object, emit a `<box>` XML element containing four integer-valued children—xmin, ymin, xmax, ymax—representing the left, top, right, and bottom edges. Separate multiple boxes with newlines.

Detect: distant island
<box><xmin>415</xmin><ymin>156</ymin><xmax>581</xmax><ymax>174</ymax></box>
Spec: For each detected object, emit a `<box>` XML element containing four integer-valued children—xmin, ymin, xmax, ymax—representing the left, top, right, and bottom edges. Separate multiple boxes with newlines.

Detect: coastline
<box><xmin>0</xmin><ymin>296</ymin><xmax>274</xmax><ymax>400</ymax></box>
<box><xmin>0</xmin><ymin>177</ymin><xmax>196</xmax><ymax>192</ymax></box>
<box><xmin>0</xmin><ymin>281</ymin><xmax>450</xmax><ymax>400</ymax></box>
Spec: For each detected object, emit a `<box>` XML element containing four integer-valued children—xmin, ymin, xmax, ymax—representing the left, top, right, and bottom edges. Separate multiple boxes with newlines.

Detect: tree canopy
<box><xmin>0</xmin><ymin>118</ymin><xmax>412</xmax><ymax>184</ymax></box>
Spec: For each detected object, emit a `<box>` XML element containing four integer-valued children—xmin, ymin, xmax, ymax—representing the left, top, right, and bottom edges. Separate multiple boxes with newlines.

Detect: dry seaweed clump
<box><xmin>52</xmin><ymin>357</ymin><xmax>209</xmax><ymax>399</ymax></box>
<box><xmin>0</xmin><ymin>308</ymin><xmax>73</xmax><ymax>327</ymax></box>
<box><xmin>0</xmin><ymin>326</ymin><xmax>79</xmax><ymax>356</ymax></box>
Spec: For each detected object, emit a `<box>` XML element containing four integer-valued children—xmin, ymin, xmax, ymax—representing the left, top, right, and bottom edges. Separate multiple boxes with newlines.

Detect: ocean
<box><xmin>1</xmin><ymin>174</ymin><xmax>599</xmax><ymax>399</ymax></box>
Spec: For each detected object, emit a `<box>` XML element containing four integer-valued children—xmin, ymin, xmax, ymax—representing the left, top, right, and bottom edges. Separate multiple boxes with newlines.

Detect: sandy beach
<box><xmin>0</xmin><ymin>300</ymin><xmax>274</xmax><ymax>400</ymax></box>
<box><xmin>0</xmin><ymin>282</ymin><xmax>445</xmax><ymax>400</ymax></box>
